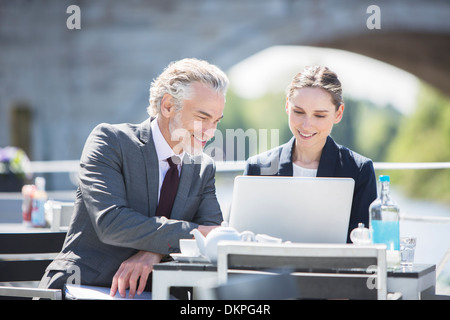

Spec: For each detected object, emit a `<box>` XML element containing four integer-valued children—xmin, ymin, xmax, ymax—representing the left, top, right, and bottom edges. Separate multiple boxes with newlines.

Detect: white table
<box><xmin>387</xmin><ymin>264</ymin><xmax>436</xmax><ymax>299</ymax></box>
<box><xmin>152</xmin><ymin>262</ymin><xmax>217</xmax><ymax>300</ymax></box>
<box><xmin>152</xmin><ymin>261</ymin><xmax>436</xmax><ymax>300</ymax></box>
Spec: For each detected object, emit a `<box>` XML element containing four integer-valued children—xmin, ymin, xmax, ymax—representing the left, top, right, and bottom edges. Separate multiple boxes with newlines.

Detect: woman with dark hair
<box><xmin>244</xmin><ymin>66</ymin><xmax>377</xmax><ymax>242</ymax></box>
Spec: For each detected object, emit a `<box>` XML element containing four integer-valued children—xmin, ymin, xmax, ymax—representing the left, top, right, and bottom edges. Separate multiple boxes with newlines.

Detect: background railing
<box><xmin>28</xmin><ymin>160</ymin><xmax>450</xmax><ymax>173</ymax></box>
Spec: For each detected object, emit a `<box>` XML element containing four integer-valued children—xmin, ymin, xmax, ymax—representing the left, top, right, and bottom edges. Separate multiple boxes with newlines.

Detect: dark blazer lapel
<box><xmin>138</xmin><ymin>118</ymin><xmax>159</xmax><ymax>217</ymax></box>
<box><xmin>278</xmin><ymin>136</ymin><xmax>295</xmax><ymax>176</ymax></box>
<box><xmin>317</xmin><ymin>136</ymin><xmax>339</xmax><ymax>177</ymax></box>
<box><xmin>170</xmin><ymin>153</ymin><xmax>194</xmax><ymax>219</ymax></box>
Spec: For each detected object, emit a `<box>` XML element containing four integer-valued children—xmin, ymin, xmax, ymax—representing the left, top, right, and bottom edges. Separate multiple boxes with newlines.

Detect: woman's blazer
<box><xmin>244</xmin><ymin>136</ymin><xmax>377</xmax><ymax>243</ymax></box>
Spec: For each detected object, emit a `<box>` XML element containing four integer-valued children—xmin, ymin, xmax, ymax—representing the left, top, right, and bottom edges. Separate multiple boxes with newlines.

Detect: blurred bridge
<box><xmin>1</xmin><ymin>0</ymin><xmax>449</xmax><ymax>191</ymax></box>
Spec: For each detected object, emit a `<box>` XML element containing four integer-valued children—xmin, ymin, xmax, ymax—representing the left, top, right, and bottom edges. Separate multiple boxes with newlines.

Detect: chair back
<box><xmin>216</xmin><ymin>242</ymin><xmax>388</xmax><ymax>300</ymax></box>
<box><xmin>47</xmin><ymin>201</ymin><xmax>74</xmax><ymax>231</ymax></box>
<box><xmin>0</xmin><ymin>231</ymin><xmax>66</xmax><ymax>299</ymax></box>
<box><xmin>215</xmin><ymin>269</ymin><xmax>299</xmax><ymax>300</ymax></box>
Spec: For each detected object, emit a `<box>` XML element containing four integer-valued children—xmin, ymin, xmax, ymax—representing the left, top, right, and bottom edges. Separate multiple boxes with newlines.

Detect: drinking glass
<box><xmin>400</xmin><ymin>237</ymin><xmax>416</xmax><ymax>267</ymax></box>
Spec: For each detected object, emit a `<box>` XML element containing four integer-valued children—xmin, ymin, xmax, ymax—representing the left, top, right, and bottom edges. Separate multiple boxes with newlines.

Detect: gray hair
<box><xmin>147</xmin><ymin>58</ymin><xmax>229</xmax><ymax>117</ymax></box>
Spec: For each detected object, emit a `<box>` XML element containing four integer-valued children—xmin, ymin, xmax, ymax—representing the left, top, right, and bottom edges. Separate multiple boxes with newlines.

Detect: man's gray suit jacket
<box><xmin>44</xmin><ymin>118</ymin><xmax>223</xmax><ymax>287</ymax></box>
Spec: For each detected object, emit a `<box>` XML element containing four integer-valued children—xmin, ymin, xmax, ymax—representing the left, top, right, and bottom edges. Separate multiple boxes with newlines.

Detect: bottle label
<box><xmin>371</xmin><ymin>220</ymin><xmax>400</xmax><ymax>250</ymax></box>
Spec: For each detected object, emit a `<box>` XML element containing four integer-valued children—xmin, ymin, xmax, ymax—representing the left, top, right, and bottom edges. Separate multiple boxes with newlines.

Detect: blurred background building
<box><xmin>1</xmin><ymin>1</ymin><xmax>449</xmax><ymax>185</ymax></box>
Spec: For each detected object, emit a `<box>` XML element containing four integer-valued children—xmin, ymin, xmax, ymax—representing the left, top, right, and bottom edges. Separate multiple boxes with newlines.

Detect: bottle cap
<box><xmin>35</xmin><ymin>177</ymin><xmax>46</xmax><ymax>191</ymax></box>
<box><xmin>379</xmin><ymin>175</ymin><xmax>390</xmax><ymax>182</ymax></box>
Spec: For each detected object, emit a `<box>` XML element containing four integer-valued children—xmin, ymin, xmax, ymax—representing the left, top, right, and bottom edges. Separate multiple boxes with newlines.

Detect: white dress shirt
<box><xmin>151</xmin><ymin>118</ymin><xmax>184</xmax><ymax>202</ymax></box>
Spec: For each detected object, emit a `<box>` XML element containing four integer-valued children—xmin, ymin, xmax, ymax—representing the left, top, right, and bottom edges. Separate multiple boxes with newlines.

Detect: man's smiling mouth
<box><xmin>193</xmin><ymin>134</ymin><xmax>208</xmax><ymax>146</ymax></box>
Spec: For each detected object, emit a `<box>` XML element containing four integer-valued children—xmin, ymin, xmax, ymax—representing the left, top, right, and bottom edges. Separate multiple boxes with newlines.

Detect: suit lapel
<box><xmin>278</xmin><ymin>136</ymin><xmax>338</xmax><ymax>177</ymax></box>
<box><xmin>138</xmin><ymin>118</ymin><xmax>159</xmax><ymax>217</ymax></box>
<box><xmin>317</xmin><ymin>136</ymin><xmax>338</xmax><ymax>177</ymax></box>
<box><xmin>139</xmin><ymin>118</ymin><xmax>196</xmax><ymax>219</ymax></box>
<box><xmin>278</xmin><ymin>137</ymin><xmax>295</xmax><ymax>176</ymax></box>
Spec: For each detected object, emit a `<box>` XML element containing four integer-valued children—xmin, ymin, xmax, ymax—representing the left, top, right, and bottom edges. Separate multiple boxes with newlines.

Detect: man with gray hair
<box><xmin>39</xmin><ymin>58</ymin><xmax>229</xmax><ymax>299</ymax></box>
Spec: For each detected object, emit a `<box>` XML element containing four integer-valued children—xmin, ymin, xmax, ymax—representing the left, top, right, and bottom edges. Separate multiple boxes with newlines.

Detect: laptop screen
<box><xmin>228</xmin><ymin>176</ymin><xmax>355</xmax><ymax>243</ymax></box>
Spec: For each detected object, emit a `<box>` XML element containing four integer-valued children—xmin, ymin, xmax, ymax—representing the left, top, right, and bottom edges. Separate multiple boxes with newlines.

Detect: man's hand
<box><xmin>110</xmin><ymin>250</ymin><xmax>163</xmax><ymax>298</ymax></box>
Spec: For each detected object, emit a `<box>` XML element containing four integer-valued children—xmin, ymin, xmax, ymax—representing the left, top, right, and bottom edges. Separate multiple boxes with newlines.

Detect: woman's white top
<box><xmin>292</xmin><ymin>162</ymin><xmax>317</xmax><ymax>177</ymax></box>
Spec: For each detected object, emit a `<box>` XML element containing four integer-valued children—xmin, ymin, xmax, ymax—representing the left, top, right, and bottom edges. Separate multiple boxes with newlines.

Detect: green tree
<box><xmin>214</xmin><ymin>90</ymin><xmax>290</xmax><ymax>161</ymax></box>
<box><xmin>386</xmin><ymin>83</ymin><xmax>450</xmax><ymax>203</ymax></box>
<box><xmin>331</xmin><ymin>98</ymin><xmax>402</xmax><ymax>162</ymax></box>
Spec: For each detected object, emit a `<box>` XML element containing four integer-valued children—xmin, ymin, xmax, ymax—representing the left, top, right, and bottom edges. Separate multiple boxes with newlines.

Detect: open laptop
<box><xmin>228</xmin><ymin>176</ymin><xmax>355</xmax><ymax>244</ymax></box>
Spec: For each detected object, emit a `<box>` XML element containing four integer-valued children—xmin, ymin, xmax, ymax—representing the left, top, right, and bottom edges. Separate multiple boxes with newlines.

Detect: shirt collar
<box><xmin>151</xmin><ymin>117</ymin><xmax>185</xmax><ymax>163</ymax></box>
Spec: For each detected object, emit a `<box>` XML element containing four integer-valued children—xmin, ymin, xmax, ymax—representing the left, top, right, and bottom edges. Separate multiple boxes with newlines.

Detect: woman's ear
<box><xmin>334</xmin><ymin>104</ymin><xmax>344</xmax><ymax>124</ymax></box>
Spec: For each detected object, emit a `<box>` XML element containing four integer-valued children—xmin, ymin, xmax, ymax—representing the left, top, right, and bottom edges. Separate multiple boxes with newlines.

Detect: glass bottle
<box><xmin>369</xmin><ymin>175</ymin><xmax>400</xmax><ymax>267</ymax></box>
<box><xmin>31</xmin><ymin>177</ymin><xmax>48</xmax><ymax>227</ymax></box>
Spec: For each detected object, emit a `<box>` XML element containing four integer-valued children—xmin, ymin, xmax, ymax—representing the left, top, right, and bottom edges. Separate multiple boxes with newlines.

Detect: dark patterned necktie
<box><xmin>155</xmin><ymin>156</ymin><xmax>180</xmax><ymax>218</ymax></box>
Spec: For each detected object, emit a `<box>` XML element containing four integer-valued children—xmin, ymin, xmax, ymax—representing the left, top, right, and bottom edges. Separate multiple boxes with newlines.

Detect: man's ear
<box><xmin>160</xmin><ymin>94</ymin><xmax>175</xmax><ymax>118</ymax></box>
